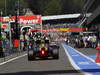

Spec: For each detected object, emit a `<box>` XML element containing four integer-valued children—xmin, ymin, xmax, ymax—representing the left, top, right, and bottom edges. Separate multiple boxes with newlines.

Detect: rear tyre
<box><xmin>28</xmin><ymin>50</ymin><xmax>35</xmax><ymax>61</ymax></box>
<box><xmin>52</xmin><ymin>49</ymin><xmax>59</xmax><ymax>59</ymax></box>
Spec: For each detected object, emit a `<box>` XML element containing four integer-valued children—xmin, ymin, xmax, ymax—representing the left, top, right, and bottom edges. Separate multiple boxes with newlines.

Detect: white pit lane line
<box><xmin>68</xmin><ymin>46</ymin><xmax>100</xmax><ymax>66</ymax></box>
<box><xmin>62</xmin><ymin>44</ymin><xmax>92</xmax><ymax>75</ymax></box>
<box><xmin>0</xmin><ymin>54</ymin><xmax>27</xmax><ymax>66</ymax></box>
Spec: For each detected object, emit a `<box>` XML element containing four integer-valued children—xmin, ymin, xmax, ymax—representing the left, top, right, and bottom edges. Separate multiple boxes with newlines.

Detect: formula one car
<box><xmin>27</xmin><ymin>39</ymin><xmax>59</xmax><ymax>61</ymax></box>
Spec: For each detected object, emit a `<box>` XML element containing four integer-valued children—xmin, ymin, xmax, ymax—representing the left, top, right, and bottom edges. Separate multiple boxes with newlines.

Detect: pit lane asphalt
<box><xmin>70</xmin><ymin>44</ymin><xmax>96</xmax><ymax>56</ymax></box>
<box><xmin>0</xmin><ymin>43</ymin><xmax>83</xmax><ymax>75</ymax></box>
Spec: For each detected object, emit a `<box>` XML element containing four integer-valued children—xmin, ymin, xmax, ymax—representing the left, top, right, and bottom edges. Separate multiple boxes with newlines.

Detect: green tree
<box><xmin>60</xmin><ymin>0</ymin><xmax>85</xmax><ymax>14</ymax></box>
<box><xmin>0</xmin><ymin>0</ymin><xmax>29</xmax><ymax>16</ymax></box>
<box><xmin>0</xmin><ymin>0</ymin><xmax>6</xmax><ymax>16</ymax></box>
<box><xmin>0</xmin><ymin>0</ymin><xmax>85</xmax><ymax>16</ymax></box>
<box><xmin>0</xmin><ymin>0</ymin><xmax>5</xmax><ymax>9</ymax></box>
<box><xmin>7</xmin><ymin>0</ymin><xmax>29</xmax><ymax>16</ymax></box>
<box><xmin>43</xmin><ymin>0</ymin><xmax>62</xmax><ymax>15</ymax></box>
<box><xmin>72</xmin><ymin>0</ymin><xmax>84</xmax><ymax>12</ymax></box>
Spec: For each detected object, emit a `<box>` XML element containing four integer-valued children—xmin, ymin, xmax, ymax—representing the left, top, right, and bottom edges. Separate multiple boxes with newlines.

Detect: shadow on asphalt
<box><xmin>0</xmin><ymin>70</ymin><xmax>81</xmax><ymax>75</ymax></box>
<box><xmin>83</xmin><ymin>68</ymin><xmax>100</xmax><ymax>72</ymax></box>
<box><xmin>28</xmin><ymin>58</ymin><xmax>59</xmax><ymax>61</ymax></box>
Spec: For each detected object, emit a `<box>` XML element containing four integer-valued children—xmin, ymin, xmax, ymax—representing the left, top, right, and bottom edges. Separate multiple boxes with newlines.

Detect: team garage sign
<box><xmin>1</xmin><ymin>15</ymin><xmax>42</xmax><ymax>25</ymax></box>
<box><xmin>19</xmin><ymin>16</ymin><xmax>41</xmax><ymax>24</ymax></box>
<box><xmin>14</xmin><ymin>15</ymin><xmax>42</xmax><ymax>25</ymax></box>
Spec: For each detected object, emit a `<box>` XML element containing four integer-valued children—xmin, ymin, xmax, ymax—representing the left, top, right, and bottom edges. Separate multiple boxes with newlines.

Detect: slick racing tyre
<box><xmin>28</xmin><ymin>50</ymin><xmax>35</xmax><ymax>61</ymax></box>
<box><xmin>52</xmin><ymin>49</ymin><xmax>59</xmax><ymax>59</ymax></box>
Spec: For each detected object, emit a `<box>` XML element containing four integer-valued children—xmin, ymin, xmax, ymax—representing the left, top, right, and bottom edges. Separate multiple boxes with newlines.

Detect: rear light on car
<box><xmin>41</xmin><ymin>50</ymin><xmax>45</xmax><ymax>55</ymax></box>
<box><xmin>39</xmin><ymin>48</ymin><xmax>47</xmax><ymax>56</ymax></box>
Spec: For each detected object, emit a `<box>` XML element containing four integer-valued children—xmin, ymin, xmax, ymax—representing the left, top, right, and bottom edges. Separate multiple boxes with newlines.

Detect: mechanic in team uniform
<box><xmin>1</xmin><ymin>29</ymin><xmax>7</xmax><ymax>52</ymax></box>
<box><xmin>24</xmin><ymin>32</ymin><xmax>30</xmax><ymax>50</ymax></box>
<box><xmin>20</xmin><ymin>31</ymin><xmax>25</xmax><ymax>51</ymax></box>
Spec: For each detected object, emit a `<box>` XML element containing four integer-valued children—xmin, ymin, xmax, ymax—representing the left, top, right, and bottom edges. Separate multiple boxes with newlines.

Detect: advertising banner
<box><xmin>11</xmin><ymin>15</ymin><xmax>42</xmax><ymax>24</ymax></box>
<box><xmin>0</xmin><ymin>17</ymin><xmax>3</xmax><ymax>22</ymax></box>
<box><xmin>1</xmin><ymin>24</ymin><xmax>8</xmax><ymax>28</ymax></box>
<box><xmin>0</xmin><ymin>15</ymin><xmax>42</xmax><ymax>25</ymax></box>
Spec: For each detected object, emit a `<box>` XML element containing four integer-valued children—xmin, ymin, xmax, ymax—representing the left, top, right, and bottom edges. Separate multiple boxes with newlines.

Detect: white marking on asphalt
<box><xmin>72</xmin><ymin>54</ymin><xmax>79</xmax><ymax>56</ymax></box>
<box><xmin>0</xmin><ymin>54</ymin><xmax>27</xmax><ymax>66</ymax></box>
<box><xmin>68</xmin><ymin>46</ymin><xmax>100</xmax><ymax>66</ymax></box>
<box><xmin>62</xmin><ymin>44</ymin><xmax>92</xmax><ymax>75</ymax></box>
<box><xmin>78</xmin><ymin>62</ymin><xmax>90</xmax><ymax>65</ymax></box>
